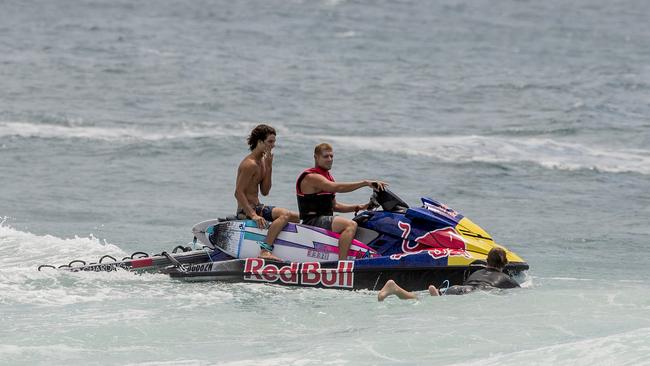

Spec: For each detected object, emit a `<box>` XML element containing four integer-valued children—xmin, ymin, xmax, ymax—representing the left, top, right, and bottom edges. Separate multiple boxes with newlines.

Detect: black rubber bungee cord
<box><xmin>38</xmin><ymin>245</ymin><xmax>202</xmax><ymax>271</ymax></box>
<box><xmin>68</xmin><ymin>260</ymin><xmax>86</xmax><ymax>267</ymax></box>
<box><xmin>172</xmin><ymin>245</ymin><xmax>190</xmax><ymax>253</ymax></box>
<box><xmin>99</xmin><ymin>255</ymin><xmax>116</xmax><ymax>263</ymax></box>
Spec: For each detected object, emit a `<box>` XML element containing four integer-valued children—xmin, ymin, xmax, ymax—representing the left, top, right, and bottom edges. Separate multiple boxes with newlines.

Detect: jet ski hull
<box><xmin>164</xmin><ymin>253</ymin><xmax>529</xmax><ymax>291</ymax></box>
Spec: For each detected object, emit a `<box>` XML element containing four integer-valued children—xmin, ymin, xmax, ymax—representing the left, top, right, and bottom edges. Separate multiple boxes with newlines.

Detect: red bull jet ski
<box><xmin>41</xmin><ymin>189</ymin><xmax>529</xmax><ymax>291</ymax></box>
<box><xmin>169</xmin><ymin>188</ymin><xmax>529</xmax><ymax>291</ymax></box>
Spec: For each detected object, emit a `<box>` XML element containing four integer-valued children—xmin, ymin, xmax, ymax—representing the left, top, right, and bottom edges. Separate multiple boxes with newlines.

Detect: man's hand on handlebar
<box><xmin>354</xmin><ymin>203</ymin><xmax>370</xmax><ymax>215</ymax></box>
<box><xmin>369</xmin><ymin>180</ymin><xmax>388</xmax><ymax>191</ymax></box>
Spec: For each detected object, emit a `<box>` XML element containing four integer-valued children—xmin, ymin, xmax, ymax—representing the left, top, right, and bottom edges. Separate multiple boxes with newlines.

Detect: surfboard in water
<box><xmin>192</xmin><ymin>219</ymin><xmax>378</xmax><ymax>262</ymax></box>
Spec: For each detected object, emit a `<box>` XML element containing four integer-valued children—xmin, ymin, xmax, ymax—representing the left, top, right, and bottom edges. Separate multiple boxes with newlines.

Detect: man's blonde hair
<box><xmin>314</xmin><ymin>143</ymin><xmax>333</xmax><ymax>156</ymax></box>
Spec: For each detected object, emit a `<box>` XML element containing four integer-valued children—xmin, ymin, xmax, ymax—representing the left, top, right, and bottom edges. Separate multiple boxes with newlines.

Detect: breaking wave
<box><xmin>3</xmin><ymin>121</ymin><xmax>648</xmax><ymax>175</ymax></box>
<box><xmin>0</xmin><ymin>222</ymin><xmax>188</xmax><ymax>307</ymax></box>
<box><xmin>320</xmin><ymin>134</ymin><xmax>650</xmax><ymax>175</ymax></box>
<box><xmin>0</xmin><ymin>220</ymin><xmax>125</xmax><ymax>269</ymax></box>
<box><xmin>450</xmin><ymin>326</ymin><xmax>650</xmax><ymax>366</ymax></box>
<box><xmin>0</xmin><ymin>121</ymin><xmax>269</xmax><ymax>142</ymax></box>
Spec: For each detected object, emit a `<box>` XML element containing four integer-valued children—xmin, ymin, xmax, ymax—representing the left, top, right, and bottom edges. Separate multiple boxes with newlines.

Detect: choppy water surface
<box><xmin>1</xmin><ymin>0</ymin><xmax>649</xmax><ymax>365</ymax></box>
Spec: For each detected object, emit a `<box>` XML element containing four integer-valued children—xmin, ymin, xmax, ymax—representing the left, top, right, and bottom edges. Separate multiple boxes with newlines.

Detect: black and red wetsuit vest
<box><xmin>296</xmin><ymin>167</ymin><xmax>336</xmax><ymax>222</ymax></box>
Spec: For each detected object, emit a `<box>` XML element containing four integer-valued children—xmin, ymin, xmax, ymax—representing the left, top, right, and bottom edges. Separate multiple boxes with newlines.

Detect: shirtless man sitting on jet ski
<box><xmin>235</xmin><ymin>124</ymin><xmax>299</xmax><ymax>261</ymax></box>
<box><xmin>378</xmin><ymin>247</ymin><xmax>520</xmax><ymax>301</ymax></box>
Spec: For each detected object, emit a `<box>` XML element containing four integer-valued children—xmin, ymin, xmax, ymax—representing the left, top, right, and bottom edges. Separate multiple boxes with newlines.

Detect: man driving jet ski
<box><xmin>296</xmin><ymin>142</ymin><xmax>387</xmax><ymax>261</ymax></box>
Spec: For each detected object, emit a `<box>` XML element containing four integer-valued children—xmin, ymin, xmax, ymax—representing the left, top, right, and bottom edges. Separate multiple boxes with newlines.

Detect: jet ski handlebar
<box><xmin>367</xmin><ymin>188</ymin><xmax>409</xmax><ymax>213</ymax></box>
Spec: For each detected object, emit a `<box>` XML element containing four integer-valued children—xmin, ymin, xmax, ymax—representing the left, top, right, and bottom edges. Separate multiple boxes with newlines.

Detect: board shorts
<box><xmin>236</xmin><ymin>204</ymin><xmax>275</xmax><ymax>222</ymax></box>
<box><xmin>302</xmin><ymin>215</ymin><xmax>334</xmax><ymax>231</ymax></box>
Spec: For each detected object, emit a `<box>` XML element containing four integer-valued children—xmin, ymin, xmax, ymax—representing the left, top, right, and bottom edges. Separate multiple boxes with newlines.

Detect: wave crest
<box><xmin>320</xmin><ymin>135</ymin><xmax>650</xmax><ymax>175</ymax></box>
<box><xmin>0</xmin><ymin>121</ymin><xmax>263</xmax><ymax>141</ymax></box>
<box><xmin>0</xmin><ymin>221</ymin><xmax>125</xmax><ymax>269</ymax></box>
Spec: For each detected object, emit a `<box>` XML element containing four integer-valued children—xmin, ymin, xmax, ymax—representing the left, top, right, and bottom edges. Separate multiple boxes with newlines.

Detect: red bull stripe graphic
<box><xmin>130</xmin><ymin>257</ymin><xmax>154</xmax><ymax>268</ymax></box>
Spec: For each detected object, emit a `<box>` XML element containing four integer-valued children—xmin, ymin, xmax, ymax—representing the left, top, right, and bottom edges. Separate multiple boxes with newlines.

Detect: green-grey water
<box><xmin>2</xmin><ymin>0</ymin><xmax>650</xmax><ymax>364</ymax></box>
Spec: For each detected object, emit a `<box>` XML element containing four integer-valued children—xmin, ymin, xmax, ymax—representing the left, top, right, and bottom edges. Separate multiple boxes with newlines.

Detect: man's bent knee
<box><xmin>271</xmin><ymin>207</ymin><xmax>290</xmax><ymax>221</ymax></box>
<box><xmin>288</xmin><ymin>211</ymin><xmax>300</xmax><ymax>223</ymax></box>
<box><xmin>278</xmin><ymin>211</ymin><xmax>291</xmax><ymax>223</ymax></box>
<box><xmin>332</xmin><ymin>217</ymin><xmax>352</xmax><ymax>233</ymax></box>
<box><xmin>345</xmin><ymin>220</ymin><xmax>357</xmax><ymax>232</ymax></box>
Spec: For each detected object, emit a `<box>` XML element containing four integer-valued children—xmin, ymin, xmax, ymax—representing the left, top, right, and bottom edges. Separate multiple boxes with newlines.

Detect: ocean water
<box><xmin>1</xmin><ymin>0</ymin><xmax>650</xmax><ymax>365</ymax></box>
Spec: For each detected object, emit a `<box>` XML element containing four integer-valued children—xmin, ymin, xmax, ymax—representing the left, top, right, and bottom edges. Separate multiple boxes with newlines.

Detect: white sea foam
<box><xmin>0</xmin><ymin>222</ymin><xmax>237</xmax><ymax>307</ymax></box>
<box><xmin>124</xmin><ymin>361</ymin><xmax>212</xmax><ymax>366</ymax></box>
<box><xmin>319</xmin><ymin>135</ymin><xmax>650</xmax><ymax>175</ymax></box>
<box><xmin>0</xmin><ymin>223</ymin><xmax>137</xmax><ymax>305</ymax></box>
<box><xmin>4</xmin><ymin>121</ymin><xmax>647</xmax><ymax>175</ymax></box>
<box><xmin>0</xmin><ymin>121</ymin><xmax>259</xmax><ymax>141</ymax></box>
<box><xmin>336</xmin><ymin>30</ymin><xmax>357</xmax><ymax>38</ymax></box>
<box><xmin>214</xmin><ymin>357</ymin><xmax>325</xmax><ymax>366</ymax></box>
<box><xmin>0</xmin><ymin>344</ymin><xmax>88</xmax><ymax>357</ymax></box>
<box><xmin>0</xmin><ymin>222</ymin><xmax>125</xmax><ymax>269</ymax></box>
<box><xmin>540</xmin><ymin>277</ymin><xmax>595</xmax><ymax>281</ymax></box>
<box><xmin>449</xmin><ymin>327</ymin><xmax>650</xmax><ymax>366</ymax></box>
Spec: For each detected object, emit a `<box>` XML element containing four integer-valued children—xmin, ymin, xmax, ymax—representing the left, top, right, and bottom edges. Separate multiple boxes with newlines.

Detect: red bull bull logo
<box><xmin>392</xmin><ymin>221</ymin><xmax>470</xmax><ymax>260</ymax></box>
<box><xmin>414</xmin><ymin>226</ymin><xmax>466</xmax><ymax>249</ymax></box>
<box><xmin>243</xmin><ymin>258</ymin><xmax>354</xmax><ymax>288</ymax></box>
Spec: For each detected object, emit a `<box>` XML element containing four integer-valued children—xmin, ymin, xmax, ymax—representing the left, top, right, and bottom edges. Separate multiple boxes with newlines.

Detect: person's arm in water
<box><xmin>496</xmin><ymin>273</ymin><xmax>521</xmax><ymax>289</ymax></box>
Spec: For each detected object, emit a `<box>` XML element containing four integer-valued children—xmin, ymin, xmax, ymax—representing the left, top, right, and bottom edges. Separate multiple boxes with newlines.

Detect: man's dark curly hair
<box><xmin>247</xmin><ymin>124</ymin><xmax>276</xmax><ymax>151</ymax></box>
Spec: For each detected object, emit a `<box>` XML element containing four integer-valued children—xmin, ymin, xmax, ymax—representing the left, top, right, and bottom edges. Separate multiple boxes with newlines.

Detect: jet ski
<box><xmin>40</xmin><ymin>188</ymin><xmax>528</xmax><ymax>291</ymax></box>
<box><xmin>165</xmin><ymin>189</ymin><xmax>529</xmax><ymax>291</ymax></box>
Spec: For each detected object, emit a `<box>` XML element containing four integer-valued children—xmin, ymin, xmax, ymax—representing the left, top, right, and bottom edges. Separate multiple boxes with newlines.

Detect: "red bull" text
<box><xmin>243</xmin><ymin>258</ymin><xmax>355</xmax><ymax>288</ymax></box>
